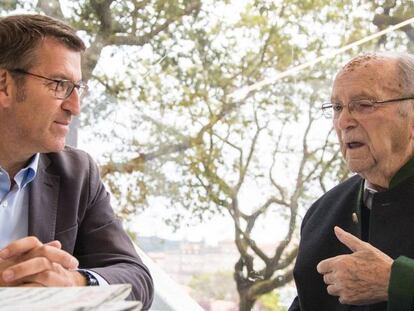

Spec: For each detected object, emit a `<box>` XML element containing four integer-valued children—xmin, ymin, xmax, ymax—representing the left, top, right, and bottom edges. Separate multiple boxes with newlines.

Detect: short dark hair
<box><xmin>0</xmin><ymin>14</ymin><xmax>85</xmax><ymax>71</ymax></box>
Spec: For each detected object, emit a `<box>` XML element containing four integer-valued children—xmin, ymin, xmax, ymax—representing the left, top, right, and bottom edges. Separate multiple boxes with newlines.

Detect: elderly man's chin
<box><xmin>345</xmin><ymin>158</ymin><xmax>375</xmax><ymax>174</ymax></box>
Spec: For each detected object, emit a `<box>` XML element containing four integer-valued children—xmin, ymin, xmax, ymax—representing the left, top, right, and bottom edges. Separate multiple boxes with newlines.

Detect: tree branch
<box><xmin>247</xmin><ymin>268</ymin><xmax>294</xmax><ymax>299</ymax></box>
<box><xmin>108</xmin><ymin>1</ymin><xmax>201</xmax><ymax>46</ymax></box>
<box><xmin>373</xmin><ymin>13</ymin><xmax>414</xmax><ymax>42</ymax></box>
<box><xmin>235</xmin><ymin>108</ymin><xmax>267</xmax><ymax>192</ymax></box>
<box><xmin>36</xmin><ymin>0</ymin><xmax>64</xmax><ymax>20</ymax></box>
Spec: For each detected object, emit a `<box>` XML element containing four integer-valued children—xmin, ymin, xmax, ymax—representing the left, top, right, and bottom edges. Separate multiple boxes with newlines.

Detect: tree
<box><xmin>189</xmin><ymin>271</ymin><xmax>238</xmax><ymax>302</ymax></box>
<box><xmin>189</xmin><ymin>271</ymin><xmax>286</xmax><ymax>310</ymax></box>
<box><xmin>2</xmin><ymin>1</ymin><xmax>414</xmax><ymax>310</ymax></box>
<box><xmin>258</xmin><ymin>291</ymin><xmax>287</xmax><ymax>311</ymax></box>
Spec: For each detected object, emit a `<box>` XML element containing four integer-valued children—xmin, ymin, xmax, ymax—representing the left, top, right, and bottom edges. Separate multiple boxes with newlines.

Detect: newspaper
<box><xmin>0</xmin><ymin>284</ymin><xmax>142</xmax><ymax>311</ymax></box>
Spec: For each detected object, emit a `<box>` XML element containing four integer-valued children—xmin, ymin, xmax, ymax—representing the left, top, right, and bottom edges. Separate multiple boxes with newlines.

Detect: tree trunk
<box><xmin>239</xmin><ymin>293</ymin><xmax>256</xmax><ymax>311</ymax></box>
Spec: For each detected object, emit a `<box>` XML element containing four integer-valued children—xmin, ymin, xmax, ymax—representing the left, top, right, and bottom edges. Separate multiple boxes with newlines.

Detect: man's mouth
<box><xmin>55</xmin><ymin>120</ymin><xmax>71</xmax><ymax>126</ymax></box>
<box><xmin>346</xmin><ymin>142</ymin><xmax>364</xmax><ymax>149</ymax></box>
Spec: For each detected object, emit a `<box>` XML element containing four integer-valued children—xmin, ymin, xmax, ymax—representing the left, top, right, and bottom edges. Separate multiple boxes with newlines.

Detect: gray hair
<box><xmin>395</xmin><ymin>53</ymin><xmax>414</xmax><ymax>97</ymax></box>
<box><xmin>392</xmin><ymin>53</ymin><xmax>414</xmax><ymax>116</ymax></box>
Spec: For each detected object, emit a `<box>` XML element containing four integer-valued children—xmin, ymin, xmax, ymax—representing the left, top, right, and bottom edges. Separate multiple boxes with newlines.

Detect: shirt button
<box><xmin>1</xmin><ymin>201</ymin><xmax>8</xmax><ymax>208</ymax></box>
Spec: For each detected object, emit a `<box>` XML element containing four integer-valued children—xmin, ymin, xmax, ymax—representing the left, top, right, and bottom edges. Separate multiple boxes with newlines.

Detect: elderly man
<box><xmin>0</xmin><ymin>14</ymin><xmax>153</xmax><ymax>309</ymax></box>
<box><xmin>289</xmin><ymin>52</ymin><xmax>414</xmax><ymax>311</ymax></box>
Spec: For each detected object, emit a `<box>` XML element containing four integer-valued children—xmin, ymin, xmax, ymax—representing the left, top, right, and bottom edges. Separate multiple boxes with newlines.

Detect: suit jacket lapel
<box><xmin>28</xmin><ymin>154</ymin><xmax>60</xmax><ymax>243</ymax></box>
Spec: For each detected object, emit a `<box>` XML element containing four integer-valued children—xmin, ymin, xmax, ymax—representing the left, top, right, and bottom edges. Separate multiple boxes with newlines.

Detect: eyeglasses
<box><xmin>10</xmin><ymin>68</ymin><xmax>88</xmax><ymax>100</ymax></box>
<box><xmin>321</xmin><ymin>97</ymin><xmax>414</xmax><ymax>119</ymax></box>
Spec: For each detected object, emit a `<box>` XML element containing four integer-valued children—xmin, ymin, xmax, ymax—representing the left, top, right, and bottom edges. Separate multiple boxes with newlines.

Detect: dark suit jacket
<box><xmin>290</xmin><ymin>157</ymin><xmax>414</xmax><ymax>311</ymax></box>
<box><xmin>28</xmin><ymin>146</ymin><xmax>153</xmax><ymax>310</ymax></box>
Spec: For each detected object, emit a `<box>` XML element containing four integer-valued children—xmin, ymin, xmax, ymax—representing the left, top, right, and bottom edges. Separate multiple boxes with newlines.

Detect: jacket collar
<box><xmin>389</xmin><ymin>156</ymin><xmax>414</xmax><ymax>189</ymax></box>
<box><xmin>28</xmin><ymin>153</ymin><xmax>60</xmax><ymax>243</ymax></box>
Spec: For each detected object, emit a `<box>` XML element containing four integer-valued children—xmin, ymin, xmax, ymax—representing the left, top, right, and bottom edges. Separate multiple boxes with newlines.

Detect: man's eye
<box><xmin>56</xmin><ymin>81</ymin><xmax>69</xmax><ymax>92</ymax></box>
<box><xmin>46</xmin><ymin>81</ymin><xmax>58</xmax><ymax>89</ymax></box>
<box><xmin>354</xmin><ymin>101</ymin><xmax>374</xmax><ymax>110</ymax></box>
<box><xmin>332</xmin><ymin>104</ymin><xmax>343</xmax><ymax>112</ymax></box>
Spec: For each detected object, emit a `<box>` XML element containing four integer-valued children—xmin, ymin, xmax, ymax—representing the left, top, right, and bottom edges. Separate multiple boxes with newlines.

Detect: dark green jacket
<box><xmin>290</xmin><ymin>157</ymin><xmax>414</xmax><ymax>311</ymax></box>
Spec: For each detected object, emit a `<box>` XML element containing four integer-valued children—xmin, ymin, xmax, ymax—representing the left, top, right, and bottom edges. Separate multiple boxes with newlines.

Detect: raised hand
<box><xmin>317</xmin><ymin>226</ymin><xmax>393</xmax><ymax>305</ymax></box>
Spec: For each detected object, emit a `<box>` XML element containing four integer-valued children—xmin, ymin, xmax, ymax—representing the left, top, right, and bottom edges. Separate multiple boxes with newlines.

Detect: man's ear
<box><xmin>0</xmin><ymin>69</ymin><xmax>13</xmax><ymax>107</ymax></box>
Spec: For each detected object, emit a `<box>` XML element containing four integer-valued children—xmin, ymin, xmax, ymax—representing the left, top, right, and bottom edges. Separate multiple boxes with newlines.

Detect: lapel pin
<box><xmin>352</xmin><ymin>212</ymin><xmax>358</xmax><ymax>224</ymax></box>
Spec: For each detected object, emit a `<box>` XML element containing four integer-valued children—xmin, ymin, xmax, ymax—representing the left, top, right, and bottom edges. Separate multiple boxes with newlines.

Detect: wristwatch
<box><xmin>78</xmin><ymin>270</ymin><xmax>99</xmax><ymax>286</ymax></box>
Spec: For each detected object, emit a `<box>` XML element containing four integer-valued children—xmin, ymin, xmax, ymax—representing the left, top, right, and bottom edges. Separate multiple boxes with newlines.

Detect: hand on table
<box><xmin>317</xmin><ymin>226</ymin><xmax>393</xmax><ymax>305</ymax></box>
<box><xmin>0</xmin><ymin>236</ymin><xmax>85</xmax><ymax>287</ymax></box>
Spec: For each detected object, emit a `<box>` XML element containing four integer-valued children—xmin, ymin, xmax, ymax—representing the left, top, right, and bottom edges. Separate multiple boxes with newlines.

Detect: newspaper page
<box><xmin>0</xmin><ymin>284</ymin><xmax>142</xmax><ymax>311</ymax></box>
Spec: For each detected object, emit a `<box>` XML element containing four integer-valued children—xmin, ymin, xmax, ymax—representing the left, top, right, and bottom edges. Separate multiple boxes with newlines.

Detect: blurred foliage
<box><xmin>189</xmin><ymin>271</ymin><xmax>238</xmax><ymax>301</ymax></box>
<box><xmin>257</xmin><ymin>291</ymin><xmax>287</xmax><ymax>311</ymax></box>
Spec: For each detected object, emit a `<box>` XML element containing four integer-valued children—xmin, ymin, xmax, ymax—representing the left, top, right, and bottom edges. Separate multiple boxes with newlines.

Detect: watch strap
<box><xmin>78</xmin><ymin>269</ymin><xmax>99</xmax><ymax>286</ymax></box>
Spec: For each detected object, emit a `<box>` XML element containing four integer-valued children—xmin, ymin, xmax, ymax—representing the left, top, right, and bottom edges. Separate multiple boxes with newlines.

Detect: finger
<box><xmin>25</xmin><ymin>245</ymin><xmax>78</xmax><ymax>269</ymax></box>
<box><xmin>334</xmin><ymin>226</ymin><xmax>368</xmax><ymax>252</ymax></box>
<box><xmin>327</xmin><ymin>283</ymin><xmax>340</xmax><ymax>296</ymax></box>
<box><xmin>2</xmin><ymin>257</ymin><xmax>54</xmax><ymax>283</ymax></box>
<box><xmin>338</xmin><ymin>296</ymin><xmax>347</xmax><ymax>305</ymax></box>
<box><xmin>18</xmin><ymin>283</ymin><xmax>44</xmax><ymax>287</ymax></box>
<box><xmin>46</xmin><ymin>240</ymin><xmax>62</xmax><ymax>249</ymax></box>
<box><xmin>22</xmin><ymin>263</ymin><xmax>74</xmax><ymax>287</ymax></box>
<box><xmin>317</xmin><ymin>258</ymin><xmax>334</xmax><ymax>274</ymax></box>
<box><xmin>17</xmin><ymin>282</ymin><xmax>44</xmax><ymax>287</ymax></box>
<box><xmin>323</xmin><ymin>273</ymin><xmax>334</xmax><ymax>285</ymax></box>
<box><xmin>0</xmin><ymin>236</ymin><xmax>43</xmax><ymax>260</ymax></box>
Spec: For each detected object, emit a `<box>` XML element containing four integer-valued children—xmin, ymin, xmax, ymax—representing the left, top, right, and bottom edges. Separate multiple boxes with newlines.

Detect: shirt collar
<box><xmin>18</xmin><ymin>153</ymin><xmax>39</xmax><ymax>188</ymax></box>
<box><xmin>363</xmin><ymin>180</ymin><xmax>377</xmax><ymax>209</ymax></box>
<box><xmin>0</xmin><ymin>153</ymin><xmax>40</xmax><ymax>191</ymax></box>
<box><xmin>363</xmin><ymin>181</ymin><xmax>378</xmax><ymax>193</ymax></box>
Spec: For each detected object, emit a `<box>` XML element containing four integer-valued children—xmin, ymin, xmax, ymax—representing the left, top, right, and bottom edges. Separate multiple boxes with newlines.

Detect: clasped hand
<box><xmin>0</xmin><ymin>236</ymin><xmax>84</xmax><ymax>287</ymax></box>
<box><xmin>317</xmin><ymin>226</ymin><xmax>393</xmax><ymax>305</ymax></box>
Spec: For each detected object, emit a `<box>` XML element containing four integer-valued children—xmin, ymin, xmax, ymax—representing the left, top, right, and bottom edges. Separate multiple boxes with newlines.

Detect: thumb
<box><xmin>334</xmin><ymin>226</ymin><xmax>369</xmax><ymax>252</ymax></box>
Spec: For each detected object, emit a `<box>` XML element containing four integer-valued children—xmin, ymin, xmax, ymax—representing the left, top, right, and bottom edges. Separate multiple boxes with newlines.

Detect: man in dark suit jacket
<box><xmin>290</xmin><ymin>52</ymin><xmax>414</xmax><ymax>311</ymax></box>
<box><xmin>0</xmin><ymin>14</ymin><xmax>153</xmax><ymax>309</ymax></box>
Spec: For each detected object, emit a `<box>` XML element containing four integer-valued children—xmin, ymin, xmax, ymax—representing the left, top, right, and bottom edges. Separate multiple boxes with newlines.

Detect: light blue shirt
<box><xmin>0</xmin><ymin>154</ymin><xmax>39</xmax><ymax>249</ymax></box>
<box><xmin>0</xmin><ymin>154</ymin><xmax>107</xmax><ymax>285</ymax></box>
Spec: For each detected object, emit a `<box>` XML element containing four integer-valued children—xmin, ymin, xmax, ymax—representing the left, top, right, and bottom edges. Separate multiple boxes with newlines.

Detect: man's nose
<box><xmin>334</xmin><ymin>104</ymin><xmax>357</xmax><ymax>130</ymax></box>
<box><xmin>61</xmin><ymin>88</ymin><xmax>81</xmax><ymax>116</ymax></box>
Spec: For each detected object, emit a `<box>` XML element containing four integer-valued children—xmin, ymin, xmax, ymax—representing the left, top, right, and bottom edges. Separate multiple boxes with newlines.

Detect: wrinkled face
<box><xmin>332</xmin><ymin>58</ymin><xmax>414</xmax><ymax>182</ymax></box>
<box><xmin>3</xmin><ymin>37</ymin><xmax>82</xmax><ymax>155</ymax></box>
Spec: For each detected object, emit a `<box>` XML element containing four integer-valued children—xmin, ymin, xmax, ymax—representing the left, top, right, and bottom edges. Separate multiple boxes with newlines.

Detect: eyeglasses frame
<box><xmin>321</xmin><ymin>96</ymin><xmax>414</xmax><ymax>119</ymax></box>
<box><xmin>9</xmin><ymin>68</ymin><xmax>88</xmax><ymax>100</ymax></box>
